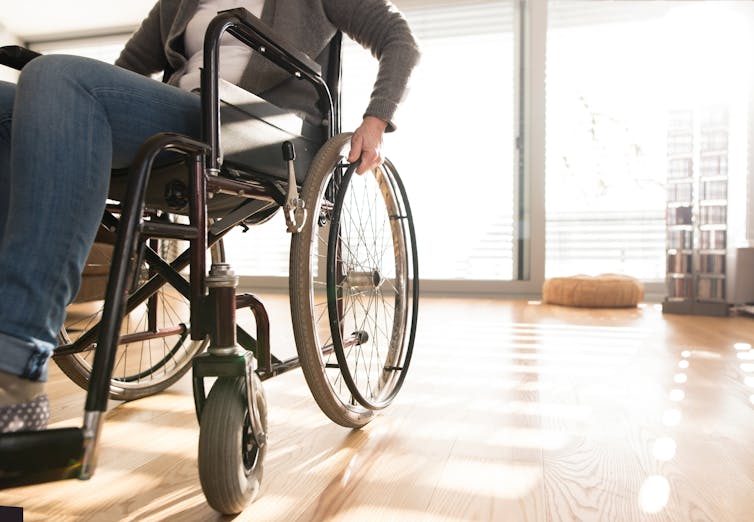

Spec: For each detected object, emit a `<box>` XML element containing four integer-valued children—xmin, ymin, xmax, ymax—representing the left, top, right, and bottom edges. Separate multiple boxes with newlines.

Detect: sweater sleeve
<box><xmin>115</xmin><ymin>1</ymin><xmax>169</xmax><ymax>76</ymax></box>
<box><xmin>323</xmin><ymin>0</ymin><xmax>420</xmax><ymax>131</ymax></box>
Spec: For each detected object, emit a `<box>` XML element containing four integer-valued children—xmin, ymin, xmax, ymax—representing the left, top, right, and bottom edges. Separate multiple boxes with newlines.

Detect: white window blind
<box><xmin>342</xmin><ymin>0</ymin><xmax>518</xmax><ymax>281</ymax></box>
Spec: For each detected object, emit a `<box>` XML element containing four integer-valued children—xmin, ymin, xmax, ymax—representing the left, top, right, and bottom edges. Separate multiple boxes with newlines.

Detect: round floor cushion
<box><xmin>542</xmin><ymin>274</ymin><xmax>644</xmax><ymax>308</ymax></box>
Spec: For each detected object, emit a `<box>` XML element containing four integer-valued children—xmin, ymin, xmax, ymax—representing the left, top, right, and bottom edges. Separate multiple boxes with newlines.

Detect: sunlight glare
<box><xmin>662</xmin><ymin>409</ymin><xmax>682</xmax><ymax>427</ymax></box>
<box><xmin>662</xmin><ymin>4</ymin><xmax>751</xmax><ymax>107</ymax></box>
<box><xmin>652</xmin><ymin>437</ymin><xmax>676</xmax><ymax>461</ymax></box>
<box><xmin>436</xmin><ymin>460</ymin><xmax>541</xmax><ymax>499</ymax></box>
<box><xmin>639</xmin><ymin>475</ymin><xmax>670</xmax><ymax>513</ymax></box>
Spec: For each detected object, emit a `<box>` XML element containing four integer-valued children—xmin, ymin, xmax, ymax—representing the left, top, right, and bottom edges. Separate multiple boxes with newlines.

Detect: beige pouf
<box><xmin>542</xmin><ymin>274</ymin><xmax>644</xmax><ymax>308</ymax></box>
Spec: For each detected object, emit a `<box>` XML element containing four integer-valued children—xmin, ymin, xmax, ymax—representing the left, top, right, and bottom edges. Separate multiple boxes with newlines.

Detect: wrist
<box><xmin>363</xmin><ymin>115</ymin><xmax>388</xmax><ymax>131</ymax></box>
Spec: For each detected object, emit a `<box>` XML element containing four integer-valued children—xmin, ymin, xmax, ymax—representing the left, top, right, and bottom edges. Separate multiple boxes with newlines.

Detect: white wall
<box><xmin>0</xmin><ymin>1</ymin><xmax>153</xmax><ymax>41</ymax></box>
<box><xmin>748</xmin><ymin>66</ymin><xmax>754</xmax><ymax>246</ymax></box>
<box><xmin>0</xmin><ymin>22</ymin><xmax>22</xmax><ymax>82</ymax></box>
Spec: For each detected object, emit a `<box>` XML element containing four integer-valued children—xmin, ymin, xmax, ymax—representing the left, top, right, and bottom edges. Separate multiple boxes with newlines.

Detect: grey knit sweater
<box><xmin>115</xmin><ymin>0</ymin><xmax>420</xmax><ymax>130</ymax></box>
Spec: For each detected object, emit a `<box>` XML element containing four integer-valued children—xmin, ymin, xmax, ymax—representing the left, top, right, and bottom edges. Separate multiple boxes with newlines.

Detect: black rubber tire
<box><xmin>198</xmin><ymin>375</ymin><xmax>267</xmax><ymax>515</ymax></box>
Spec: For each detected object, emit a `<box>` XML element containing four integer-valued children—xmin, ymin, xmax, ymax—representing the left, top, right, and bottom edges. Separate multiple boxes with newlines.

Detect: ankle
<box><xmin>0</xmin><ymin>370</ymin><xmax>46</xmax><ymax>406</ymax></box>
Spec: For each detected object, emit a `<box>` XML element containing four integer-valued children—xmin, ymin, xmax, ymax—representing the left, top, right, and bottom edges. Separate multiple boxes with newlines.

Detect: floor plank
<box><xmin>2</xmin><ymin>297</ymin><xmax>754</xmax><ymax>521</ymax></box>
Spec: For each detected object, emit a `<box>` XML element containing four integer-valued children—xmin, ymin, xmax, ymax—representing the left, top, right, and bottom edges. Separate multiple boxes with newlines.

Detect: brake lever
<box><xmin>282</xmin><ymin>141</ymin><xmax>307</xmax><ymax>233</ymax></box>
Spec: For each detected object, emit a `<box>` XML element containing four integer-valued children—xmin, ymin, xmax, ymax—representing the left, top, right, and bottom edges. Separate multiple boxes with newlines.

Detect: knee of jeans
<box><xmin>18</xmin><ymin>54</ymin><xmax>98</xmax><ymax>92</ymax></box>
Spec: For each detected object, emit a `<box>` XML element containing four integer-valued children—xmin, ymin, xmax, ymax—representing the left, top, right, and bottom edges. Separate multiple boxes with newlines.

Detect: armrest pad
<box><xmin>220</xmin><ymin>8</ymin><xmax>322</xmax><ymax>78</ymax></box>
<box><xmin>0</xmin><ymin>46</ymin><xmax>42</xmax><ymax>71</ymax></box>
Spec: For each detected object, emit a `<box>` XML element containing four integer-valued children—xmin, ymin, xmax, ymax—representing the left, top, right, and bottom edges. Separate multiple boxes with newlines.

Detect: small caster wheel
<box><xmin>198</xmin><ymin>375</ymin><xmax>267</xmax><ymax>514</ymax></box>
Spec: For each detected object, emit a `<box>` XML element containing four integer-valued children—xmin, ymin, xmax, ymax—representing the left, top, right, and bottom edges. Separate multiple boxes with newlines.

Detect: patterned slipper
<box><xmin>0</xmin><ymin>394</ymin><xmax>49</xmax><ymax>433</ymax></box>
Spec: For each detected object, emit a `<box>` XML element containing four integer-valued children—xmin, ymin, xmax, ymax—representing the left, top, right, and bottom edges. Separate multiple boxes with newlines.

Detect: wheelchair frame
<box><xmin>0</xmin><ymin>8</ymin><xmax>418</xmax><ymax>513</ymax></box>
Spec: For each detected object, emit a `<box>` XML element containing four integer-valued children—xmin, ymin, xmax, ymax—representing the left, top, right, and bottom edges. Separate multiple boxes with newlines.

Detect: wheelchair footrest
<box><xmin>0</xmin><ymin>427</ymin><xmax>84</xmax><ymax>488</ymax></box>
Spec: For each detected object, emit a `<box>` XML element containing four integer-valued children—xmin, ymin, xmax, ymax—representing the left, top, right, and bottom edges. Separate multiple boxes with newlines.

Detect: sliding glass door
<box><xmin>340</xmin><ymin>0</ymin><xmax>528</xmax><ymax>291</ymax></box>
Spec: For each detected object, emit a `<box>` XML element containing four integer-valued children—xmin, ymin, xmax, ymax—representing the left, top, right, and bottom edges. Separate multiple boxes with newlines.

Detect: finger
<box><xmin>348</xmin><ymin>133</ymin><xmax>363</xmax><ymax>163</ymax></box>
<box><xmin>356</xmin><ymin>149</ymin><xmax>379</xmax><ymax>174</ymax></box>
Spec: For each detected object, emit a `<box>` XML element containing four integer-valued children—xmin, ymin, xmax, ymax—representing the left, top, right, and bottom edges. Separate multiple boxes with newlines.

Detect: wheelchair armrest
<box><xmin>203</xmin><ymin>9</ymin><xmax>335</xmax><ymax>170</ymax></box>
<box><xmin>0</xmin><ymin>45</ymin><xmax>42</xmax><ymax>71</ymax></box>
<box><xmin>218</xmin><ymin>8</ymin><xmax>322</xmax><ymax>80</ymax></box>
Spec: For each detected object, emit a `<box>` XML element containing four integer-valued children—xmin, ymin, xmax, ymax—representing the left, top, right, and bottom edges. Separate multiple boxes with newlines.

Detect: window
<box><xmin>545</xmin><ymin>2</ymin><xmax>754</xmax><ymax>282</ymax></box>
<box><xmin>343</xmin><ymin>0</ymin><xmax>520</xmax><ymax>281</ymax></box>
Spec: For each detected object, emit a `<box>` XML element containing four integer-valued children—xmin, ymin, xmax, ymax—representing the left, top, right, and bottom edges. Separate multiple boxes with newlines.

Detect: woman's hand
<box><xmin>348</xmin><ymin>115</ymin><xmax>388</xmax><ymax>174</ymax></box>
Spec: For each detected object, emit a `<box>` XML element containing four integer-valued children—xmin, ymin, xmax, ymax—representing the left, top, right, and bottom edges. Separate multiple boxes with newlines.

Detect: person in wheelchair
<box><xmin>0</xmin><ymin>0</ymin><xmax>420</xmax><ymax>433</ymax></box>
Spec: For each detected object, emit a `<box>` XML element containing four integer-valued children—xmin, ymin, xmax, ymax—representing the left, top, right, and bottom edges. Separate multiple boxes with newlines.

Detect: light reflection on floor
<box><xmin>639</xmin><ymin>337</ymin><xmax>754</xmax><ymax>515</ymax></box>
<box><xmin>735</xmin><ymin>344</ymin><xmax>754</xmax><ymax>408</ymax></box>
<box><xmin>639</xmin><ymin>475</ymin><xmax>670</xmax><ymax>513</ymax></box>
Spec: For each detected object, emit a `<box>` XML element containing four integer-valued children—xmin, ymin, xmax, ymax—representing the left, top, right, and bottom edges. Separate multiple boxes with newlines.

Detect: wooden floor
<box><xmin>2</xmin><ymin>296</ymin><xmax>754</xmax><ymax>521</ymax></box>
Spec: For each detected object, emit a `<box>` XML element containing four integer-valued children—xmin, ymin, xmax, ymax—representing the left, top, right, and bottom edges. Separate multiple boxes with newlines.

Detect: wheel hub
<box><xmin>344</xmin><ymin>269</ymin><xmax>382</xmax><ymax>289</ymax></box>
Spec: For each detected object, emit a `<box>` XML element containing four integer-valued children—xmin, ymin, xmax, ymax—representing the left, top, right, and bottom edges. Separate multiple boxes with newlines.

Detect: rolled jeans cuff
<box><xmin>0</xmin><ymin>331</ymin><xmax>52</xmax><ymax>382</ymax></box>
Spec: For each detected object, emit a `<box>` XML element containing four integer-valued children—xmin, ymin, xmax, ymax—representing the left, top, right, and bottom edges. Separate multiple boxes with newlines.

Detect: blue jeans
<box><xmin>0</xmin><ymin>55</ymin><xmax>203</xmax><ymax>381</ymax></box>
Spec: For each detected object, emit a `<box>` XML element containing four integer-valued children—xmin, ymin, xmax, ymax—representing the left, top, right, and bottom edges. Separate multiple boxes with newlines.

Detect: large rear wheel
<box><xmin>290</xmin><ymin>133</ymin><xmax>418</xmax><ymax>428</ymax></box>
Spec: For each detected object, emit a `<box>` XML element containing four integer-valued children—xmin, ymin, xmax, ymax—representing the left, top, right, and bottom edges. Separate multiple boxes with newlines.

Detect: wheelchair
<box><xmin>0</xmin><ymin>8</ymin><xmax>418</xmax><ymax>515</ymax></box>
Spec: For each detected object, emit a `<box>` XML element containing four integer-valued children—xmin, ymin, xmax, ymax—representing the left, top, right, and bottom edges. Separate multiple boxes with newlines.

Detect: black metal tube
<box><xmin>190</xmin><ymin>154</ymin><xmax>208</xmax><ymax>341</ymax></box>
<box><xmin>119</xmin><ymin>325</ymin><xmax>186</xmax><ymax>344</ymax></box>
<box><xmin>146</xmin><ymin>238</ymin><xmax>159</xmax><ymax>333</ymax></box>
<box><xmin>140</xmin><ymin>221</ymin><xmax>199</xmax><ymax>240</ymax></box>
<box><xmin>236</xmin><ymin>293</ymin><xmax>271</xmax><ymax>375</ymax></box>
<box><xmin>325</xmin><ymin>31</ymin><xmax>342</xmax><ymax>136</ymax></box>
<box><xmin>210</xmin><ymin>286</ymin><xmax>237</xmax><ymax>348</ymax></box>
<box><xmin>201</xmin><ymin>16</ymin><xmax>234</xmax><ymax>171</ymax></box>
<box><xmin>85</xmin><ymin>133</ymin><xmax>209</xmax><ymax>413</ymax></box>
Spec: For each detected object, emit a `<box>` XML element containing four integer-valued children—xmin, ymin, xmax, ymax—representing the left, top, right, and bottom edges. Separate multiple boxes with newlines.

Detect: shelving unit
<box><xmin>697</xmin><ymin>109</ymin><xmax>729</xmax><ymax>308</ymax></box>
<box><xmin>663</xmin><ymin>107</ymin><xmax>730</xmax><ymax>316</ymax></box>
<box><xmin>664</xmin><ymin>110</ymin><xmax>696</xmax><ymax>310</ymax></box>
